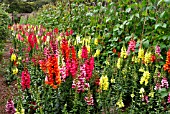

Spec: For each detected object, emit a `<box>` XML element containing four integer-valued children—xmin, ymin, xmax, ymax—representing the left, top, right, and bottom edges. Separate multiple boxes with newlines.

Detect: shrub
<box><xmin>0</xmin><ymin>6</ymin><xmax>11</xmax><ymax>41</ymax></box>
<box><xmin>7</xmin><ymin>1</ymin><xmax>34</xmax><ymax>13</ymax></box>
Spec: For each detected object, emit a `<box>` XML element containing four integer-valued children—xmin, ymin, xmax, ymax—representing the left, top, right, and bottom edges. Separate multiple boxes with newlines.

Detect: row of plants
<box><xmin>0</xmin><ymin>4</ymin><xmax>11</xmax><ymax>61</ymax></box>
<box><xmin>5</xmin><ymin>22</ymin><xmax>170</xmax><ymax>113</ymax></box>
<box><xmin>24</xmin><ymin>0</ymin><xmax>170</xmax><ymax>61</ymax></box>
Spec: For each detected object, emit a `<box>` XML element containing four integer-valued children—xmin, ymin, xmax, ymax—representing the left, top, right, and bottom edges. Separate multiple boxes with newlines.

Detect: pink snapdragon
<box><xmin>18</xmin><ymin>33</ymin><xmax>24</xmax><ymax>41</ymax></box>
<box><xmin>72</xmin><ymin>64</ymin><xmax>90</xmax><ymax>93</ymax></box>
<box><xmin>84</xmin><ymin>94</ymin><xmax>94</xmax><ymax>106</ymax></box>
<box><xmin>142</xmin><ymin>95</ymin><xmax>149</xmax><ymax>104</ymax></box>
<box><xmin>60</xmin><ymin>66</ymin><xmax>67</xmax><ymax>81</ymax></box>
<box><xmin>127</xmin><ymin>40</ymin><xmax>136</xmax><ymax>55</ymax></box>
<box><xmin>167</xmin><ymin>93</ymin><xmax>170</xmax><ymax>103</ymax></box>
<box><xmin>5</xmin><ymin>99</ymin><xmax>16</xmax><ymax>114</ymax></box>
<box><xmin>21</xmin><ymin>69</ymin><xmax>31</xmax><ymax>90</ymax></box>
<box><xmin>155</xmin><ymin>45</ymin><xmax>161</xmax><ymax>56</ymax></box>
<box><xmin>161</xmin><ymin>77</ymin><xmax>169</xmax><ymax>88</ymax></box>
<box><xmin>70</xmin><ymin>59</ymin><xmax>78</xmax><ymax>78</ymax></box>
<box><xmin>154</xmin><ymin>83</ymin><xmax>161</xmax><ymax>90</ymax></box>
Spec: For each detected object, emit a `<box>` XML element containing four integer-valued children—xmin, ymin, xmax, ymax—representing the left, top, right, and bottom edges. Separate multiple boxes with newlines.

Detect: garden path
<box><xmin>0</xmin><ymin>42</ymin><xmax>17</xmax><ymax>114</ymax></box>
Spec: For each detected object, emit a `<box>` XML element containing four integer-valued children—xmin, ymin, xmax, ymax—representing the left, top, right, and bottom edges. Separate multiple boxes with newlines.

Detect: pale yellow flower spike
<box><xmin>94</xmin><ymin>49</ymin><xmax>100</xmax><ymax>57</ymax></box>
<box><xmin>138</xmin><ymin>48</ymin><xmax>144</xmax><ymax>62</ymax></box>
<box><xmin>78</xmin><ymin>49</ymin><xmax>82</xmax><ymax>59</ymax></box>
<box><xmin>117</xmin><ymin>58</ymin><xmax>121</xmax><ymax>69</ymax></box>
<box><xmin>94</xmin><ymin>38</ymin><xmax>98</xmax><ymax>45</ymax></box>
<box><xmin>120</xmin><ymin>46</ymin><xmax>127</xmax><ymax>59</ymax></box>
<box><xmin>116</xmin><ymin>98</ymin><xmax>124</xmax><ymax>108</ymax></box>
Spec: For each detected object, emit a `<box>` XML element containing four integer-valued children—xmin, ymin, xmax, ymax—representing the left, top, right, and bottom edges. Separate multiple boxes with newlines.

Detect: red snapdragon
<box><xmin>81</xmin><ymin>46</ymin><xmax>88</xmax><ymax>59</ymax></box>
<box><xmin>21</xmin><ymin>69</ymin><xmax>31</xmax><ymax>90</ymax></box>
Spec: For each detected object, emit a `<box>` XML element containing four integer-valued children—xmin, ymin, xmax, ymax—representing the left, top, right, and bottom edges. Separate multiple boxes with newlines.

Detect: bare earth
<box><xmin>0</xmin><ymin>42</ymin><xmax>17</xmax><ymax>114</ymax></box>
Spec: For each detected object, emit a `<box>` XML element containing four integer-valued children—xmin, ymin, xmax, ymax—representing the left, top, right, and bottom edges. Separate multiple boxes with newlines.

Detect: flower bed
<box><xmin>4</xmin><ymin>23</ymin><xmax>170</xmax><ymax>113</ymax></box>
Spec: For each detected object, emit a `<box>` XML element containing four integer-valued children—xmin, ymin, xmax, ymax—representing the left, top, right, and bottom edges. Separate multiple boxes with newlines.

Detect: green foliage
<box><xmin>6</xmin><ymin>1</ymin><xmax>34</xmax><ymax>13</ymax></box>
<box><xmin>0</xmin><ymin>6</ymin><xmax>11</xmax><ymax>41</ymax></box>
<box><xmin>25</xmin><ymin>13</ymin><xmax>38</xmax><ymax>25</ymax></box>
<box><xmin>0</xmin><ymin>42</ymin><xmax>4</xmax><ymax>61</ymax></box>
<box><xmin>30</xmin><ymin>0</ymin><xmax>170</xmax><ymax>61</ymax></box>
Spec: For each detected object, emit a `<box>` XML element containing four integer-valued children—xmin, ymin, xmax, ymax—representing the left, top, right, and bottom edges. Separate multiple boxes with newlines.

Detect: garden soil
<box><xmin>0</xmin><ymin>42</ymin><xmax>17</xmax><ymax>114</ymax></box>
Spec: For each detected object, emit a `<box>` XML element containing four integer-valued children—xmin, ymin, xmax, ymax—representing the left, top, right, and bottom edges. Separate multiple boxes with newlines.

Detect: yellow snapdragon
<box><xmin>100</xmin><ymin>75</ymin><xmax>109</xmax><ymax>90</ymax></box>
<box><xmin>139</xmin><ymin>67</ymin><xmax>144</xmax><ymax>72</ymax></box>
<box><xmin>120</xmin><ymin>46</ymin><xmax>127</xmax><ymax>59</ymax></box>
<box><xmin>15</xmin><ymin>108</ymin><xmax>25</xmax><ymax>114</ymax></box>
<box><xmin>131</xmin><ymin>94</ymin><xmax>135</xmax><ymax>98</ymax></box>
<box><xmin>138</xmin><ymin>48</ymin><xmax>144</xmax><ymax>62</ymax></box>
<box><xmin>94</xmin><ymin>49</ymin><xmax>100</xmax><ymax>57</ymax></box>
<box><xmin>11</xmin><ymin>53</ymin><xmax>16</xmax><ymax>61</ymax></box>
<box><xmin>117</xmin><ymin>58</ymin><xmax>121</xmax><ymax>69</ymax></box>
<box><xmin>111</xmin><ymin>78</ymin><xmax>115</xmax><ymax>83</ymax></box>
<box><xmin>144</xmin><ymin>51</ymin><xmax>152</xmax><ymax>65</ymax></box>
<box><xmin>139</xmin><ymin>87</ymin><xmax>145</xmax><ymax>98</ymax></box>
<box><xmin>86</xmin><ymin>45</ymin><xmax>91</xmax><ymax>53</ymax></box>
<box><xmin>116</xmin><ymin>97</ymin><xmax>124</xmax><ymax>108</ymax></box>
<box><xmin>140</xmin><ymin>71</ymin><xmax>150</xmax><ymax>86</ymax></box>
<box><xmin>148</xmin><ymin>91</ymin><xmax>154</xmax><ymax>98</ymax></box>
<box><xmin>12</xmin><ymin>67</ymin><xmax>18</xmax><ymax>75</ymax></box>
<box><xmin>76</xmin><ymin>35</ymin><xmax>80</xmax><ymax>44</ymax></box>
<box><xmin>78</xmin><ymin>49</ymin><xmax>82</xmax><ymax>59</ymax></box>
<box><xmin>94</xmin><ymin>38</ymin><xmax>98</xmax><ymax>45</ymax></box>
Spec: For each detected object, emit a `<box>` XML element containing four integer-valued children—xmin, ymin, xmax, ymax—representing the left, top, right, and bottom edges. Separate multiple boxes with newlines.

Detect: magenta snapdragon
<box><xmin>85</xmin><ymin>57</ymin><xmax>94</xmax><ymax>81</ymax></box>
<box><xmin>5</xmin><ymin>99</ymin><xmax>16</xmax><ymax>114</ymax></box>
<box><xmin>81</xmin><ymin>46</ymin><xmax>88</xmax><ymax>59</ymax></box>
<box><xmin>127</xmin><ymin>40</ymin><xmax>136</xmax><ymax>55</ymax></box>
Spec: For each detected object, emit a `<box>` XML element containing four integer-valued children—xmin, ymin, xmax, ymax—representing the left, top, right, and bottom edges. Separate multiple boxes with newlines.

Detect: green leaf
<box><xmin>106</xmin><ymin>17</ymin><xmax>111</xmax><ymax>23</ymax></box>
<box><xmin>160</xmin><ymin>92</ymin><xmax>168</xmax><ymax>98</ymax></box>
<box><xmin>155</xmin><ymin>23</ymin><xmax>162</xmax><ymax>29</ymax></box>
<box><xmin>160</xmin><ymin>11</ymin><xmax>165</xmax><ymax>18</ymax></box>
<box><xmin>162</xmin><ymin>23</ymin><xmax>167</xmax><ymax>28</ymax></box>
<box><xmin>135</xmin><ymin>13</ymin><xmax>140</xmax><ymax>18</ymax></box>
<box><xmin>158</xmin><ymin>88</ymin><xmax>166</xmax><ymax>93</ymax></box>
<box><xmin>143</xmin><ymin>40</ymin><xmax>149</xmax><ymax>48</ymax></box>
<box><xmin>126</xmin><ymin>8</ymin><xmax>131</xmax><ymax>13</ymax></box>
<box><xmin>165</xmin><ymin>0</ymin><xmax>170</xmax><ymax>4</ymax></box>
<box><xmin>157</xmin><ymin>0</ymin><xmax>163</xmax><ymax>6</ymax></box>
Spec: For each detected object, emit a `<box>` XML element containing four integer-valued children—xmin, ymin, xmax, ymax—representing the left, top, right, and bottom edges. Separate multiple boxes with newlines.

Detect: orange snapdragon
<box><xmin>39</xmin><ymin>55</ymin><xmax>61</xmax><ymax>89</ymax></box>
<box><xmin>163</xmin><ymin>49</ymin><xmax>170</xmax><ymax>73</ymax></box>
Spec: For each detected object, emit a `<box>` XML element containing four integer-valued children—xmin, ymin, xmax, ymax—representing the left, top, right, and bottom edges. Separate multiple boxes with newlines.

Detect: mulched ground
<box><xmin>0</xmin><ymin>42</ymin><xmax>17</xmax><ymax>113</ymax></box>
